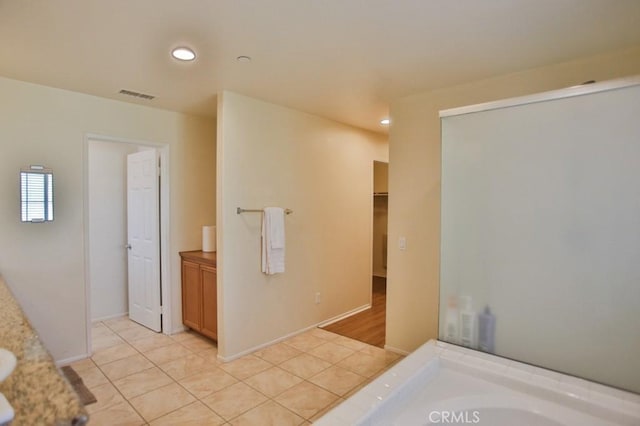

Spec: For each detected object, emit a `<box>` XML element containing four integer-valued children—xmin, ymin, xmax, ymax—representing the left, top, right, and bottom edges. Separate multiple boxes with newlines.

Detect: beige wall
<box><xmin>217</xmin><ymin>91</ymin><xmax>388</xmax><ymax>359</ymax></box>
<box><xmin>0</xmin><ymin>76</ymin><xmax>216</xmax><ymax>362</ymax></box>
<box><xmin>386</xmin><ymin>45</ymin><xmax>640</xmax><ymax>353</ymax></box>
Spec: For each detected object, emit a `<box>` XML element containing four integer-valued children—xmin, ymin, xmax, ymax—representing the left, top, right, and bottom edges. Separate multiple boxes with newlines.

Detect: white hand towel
<box><xmin>262</xmin><ymin>207</ymin><xmax>285</xmax><ymax>274</ymax></box>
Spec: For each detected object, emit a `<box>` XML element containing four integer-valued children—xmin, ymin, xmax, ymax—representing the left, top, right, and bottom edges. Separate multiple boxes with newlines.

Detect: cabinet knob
<box><xmin>125</xmin><ymin>244</ymin><xmax>132</xmax><ymax>250</ymax></box>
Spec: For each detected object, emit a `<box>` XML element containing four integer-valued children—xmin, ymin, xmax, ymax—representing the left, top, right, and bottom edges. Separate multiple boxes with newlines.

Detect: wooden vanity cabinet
<box><xmin>180</xmin><ymin>250</ymin><xmax>217</xmax><ymax>340</ymax></box>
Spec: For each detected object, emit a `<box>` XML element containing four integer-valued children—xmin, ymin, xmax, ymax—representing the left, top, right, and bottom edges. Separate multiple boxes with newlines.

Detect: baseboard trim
<box><xmin>56</xmin><ymin>353</ymin><xmax>91</xmax><ymax>367</ymax></box>
<box><xmin>316</xmin><ymin>304</ymin><xmax>371</xmax><ymax>327</ymax></box>
<box><xmin>217</xmin><ymin>324</ymin><xmax>318</xmax><ymax>363</ymax></box>
<box><xmin>218</xmin><ymin>303</ymin><xmax>372</xmax><ymax>363</ymax></box>
<box><xmin>383</xmin><ymin>344</ymin><xmax>410</xmax><ymax>356</ymax></box>
<box><xmin>168</xmin><ymin>325</ymin><xmax>187</xmax><ymax>336</ymax></box>
<box><xmin>92</xmin><ymin>312</ymin><xmax>128</xmax><ymax>323</ymax></box>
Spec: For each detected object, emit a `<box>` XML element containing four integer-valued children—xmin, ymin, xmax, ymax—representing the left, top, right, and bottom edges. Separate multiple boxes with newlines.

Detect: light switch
<box><xmin>399</xmin><ymin>237</ymin><xmax>407</xmax><ymax>250</ymax></box>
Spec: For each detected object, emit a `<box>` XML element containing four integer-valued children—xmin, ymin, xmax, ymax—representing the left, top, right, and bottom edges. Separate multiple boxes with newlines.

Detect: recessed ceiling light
<box><xmin>171</xmin><ymin>47</ymin><xmax>196</xmax><ymax>61</ymax></box>
<box><xmin>236</xmin><ymin>55</ymin><xmax>252</xmax><ymax>63</ymax></box>
<box><xmin>380</xmin><ymin>118</ymin><xmax>390</xmax><ymax>125</ymax></box>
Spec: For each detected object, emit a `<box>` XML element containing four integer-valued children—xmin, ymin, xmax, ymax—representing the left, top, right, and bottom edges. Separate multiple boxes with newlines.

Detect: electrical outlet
<box><xmin>315</xmin><ymin>292</ymin><xmax>321</xmax><ymax>304</ymax></box>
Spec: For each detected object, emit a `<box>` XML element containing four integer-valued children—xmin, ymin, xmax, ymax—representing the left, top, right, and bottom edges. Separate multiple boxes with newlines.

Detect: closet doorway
<box><xmin>322</xmin><ymin>161</ymin><xmax>388</xmax><ymax>347</ymax></box>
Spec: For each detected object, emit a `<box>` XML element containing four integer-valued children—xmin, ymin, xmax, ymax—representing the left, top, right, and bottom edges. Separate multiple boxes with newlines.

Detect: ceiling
<box><xmin>1</xmin><ymin>0</ymin><xmax>639</xmax><ymax>134</ymax></box>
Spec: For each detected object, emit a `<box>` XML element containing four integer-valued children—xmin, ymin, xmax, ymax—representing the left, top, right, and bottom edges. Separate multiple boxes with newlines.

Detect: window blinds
<box><xmin>20</xmin><ymin>169</ymin><xmax>54</xmax><ymax>222</ymax></box>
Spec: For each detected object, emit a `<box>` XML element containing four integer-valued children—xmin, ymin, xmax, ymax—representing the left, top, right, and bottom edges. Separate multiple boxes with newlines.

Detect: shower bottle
<box><xmin>444</xmin><ymin>296</ymin><xmax>459</xmax><ymax>344</ymax></box>
<box><xmin>459</xmin><ymin>296</ymin><xmax>477</xmax><ymax>349</ymax></box>
<box><xmin>478</xmin><ymin>306</ymin><xmax>496</xmax><ymax>353</ymax></box>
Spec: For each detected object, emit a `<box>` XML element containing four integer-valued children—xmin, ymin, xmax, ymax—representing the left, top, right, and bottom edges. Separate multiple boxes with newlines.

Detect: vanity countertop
<box><xmin>179</xmin><ymin>250</ymin><xmax>217</xmax><ymax>267</ymax></box>
<box><xmin>0</xmin><ymin>275</ymin><xmax>87</xmax><ymax>425</ymax></box>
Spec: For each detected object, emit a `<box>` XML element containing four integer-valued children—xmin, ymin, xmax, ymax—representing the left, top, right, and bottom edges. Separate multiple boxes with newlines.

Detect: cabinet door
<box><xmin>200</xmin><ymin>265</ymin><xmax>217</xmax><ymax>340</ymax></box>
<box><xmin>181</xmin><ymin>260</ymin><xmax>202</xmax><ymax>331</ymax></box>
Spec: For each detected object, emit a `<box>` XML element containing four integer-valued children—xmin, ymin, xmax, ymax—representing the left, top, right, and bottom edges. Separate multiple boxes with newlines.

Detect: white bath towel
<box><xmin>262</xmin><ymin>207</ymin><xmax>285</xmax><ymax>274</ymax></box>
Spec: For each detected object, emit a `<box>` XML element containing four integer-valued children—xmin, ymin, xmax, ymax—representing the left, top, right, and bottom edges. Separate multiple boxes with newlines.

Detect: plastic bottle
<box><xmin>477</xmin><ymin>306</ymin><xmax>496</xmax><ymax>353</ymax></box>
<box><xmin>459</xmin><ymin>296</ymin><xmax>477</xmax><ymax>349</ymax></box>
<box><xmin>444</xmin><ymin>296</ymin><xmax>459</xmax><ymax>344</ymax></box>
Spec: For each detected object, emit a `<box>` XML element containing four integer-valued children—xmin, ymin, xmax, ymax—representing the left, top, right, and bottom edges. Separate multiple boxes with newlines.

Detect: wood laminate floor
<box><xmin>321</xmin><ymin>276</ymin><xmax>386</xmax><ymax>348</ymax></box>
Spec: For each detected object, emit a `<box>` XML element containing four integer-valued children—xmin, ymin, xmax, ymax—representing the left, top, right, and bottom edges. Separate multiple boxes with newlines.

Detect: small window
<box><xmin>20</xmin><ymin>166</ymin><xmax>54</xmax><ymax>222</ymax></box>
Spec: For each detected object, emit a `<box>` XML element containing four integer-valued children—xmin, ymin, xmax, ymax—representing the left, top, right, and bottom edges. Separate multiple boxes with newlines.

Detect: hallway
<box><xmin>322</xmin><ymin>277</ymin><xmax>386</xmax><ymax>348</ymax></box>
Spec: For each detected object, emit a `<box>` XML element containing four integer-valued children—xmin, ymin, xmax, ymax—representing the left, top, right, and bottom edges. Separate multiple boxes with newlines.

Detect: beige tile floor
<box><xmin>68</xmin><ymin>317</ymin><xmax>403</xmax><ymax>425</ymax></box>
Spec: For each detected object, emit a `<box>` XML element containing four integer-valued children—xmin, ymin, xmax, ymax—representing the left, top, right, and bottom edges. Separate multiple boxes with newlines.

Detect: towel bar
<box><xmin>236</xmin><ymin>207</ymin><xmax>293</xmax><ymax>215</ymax></box>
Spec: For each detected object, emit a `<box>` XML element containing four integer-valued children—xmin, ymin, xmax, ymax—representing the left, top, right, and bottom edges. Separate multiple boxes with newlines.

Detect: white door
<box><xmin>127</xmin><ymin>149</ymin><xmax>161</xmax><ymax>332</ymax></box>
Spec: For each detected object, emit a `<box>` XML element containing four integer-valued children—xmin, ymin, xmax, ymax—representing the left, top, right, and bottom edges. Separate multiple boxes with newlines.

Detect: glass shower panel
<box><xmin>439</xmin><ymin>82</ymin><xmax>640</xmax><ymax>394</ymax></box>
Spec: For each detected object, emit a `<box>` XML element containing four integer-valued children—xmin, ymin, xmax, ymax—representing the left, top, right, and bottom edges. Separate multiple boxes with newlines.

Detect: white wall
<box><xmin>88</xmin><ymin>139</ymin><xmax>140</xmax><ymax>321</ymax></box>
<box><xmin>386</xmin><ymin>45</ymin><xmax>640</xmax><ymax>353</ymax></box>
<box><xmin>0</xmin><ymin>76</ymin><xmax>216</xmax><ymax>362</ymax></box>
<box><xmin>217</xmin><ymin>91</ymin><xmax>388</xmax><ymax>359</ymax></box>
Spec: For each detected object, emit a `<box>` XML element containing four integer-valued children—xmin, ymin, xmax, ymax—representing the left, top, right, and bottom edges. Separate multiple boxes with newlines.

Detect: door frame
<box><xmin>83</xmin><ymin>133</ymin><xmax>171</xmax><ymax>354</ymax></box>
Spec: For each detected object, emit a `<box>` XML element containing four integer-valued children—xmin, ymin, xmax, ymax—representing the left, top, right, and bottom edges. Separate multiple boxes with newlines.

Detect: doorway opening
<box><xmin>83</xmin><ymin>134</ymin><xmax>171</xmax><ymax>354</ymax></box>
<box><xmin>322</xmin><ymin>161</ymin><xmax>388</xmax><ymax>347</ymax></box>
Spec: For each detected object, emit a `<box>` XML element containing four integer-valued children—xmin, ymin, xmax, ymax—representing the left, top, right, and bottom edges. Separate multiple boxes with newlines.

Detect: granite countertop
<box><xmin>0</xmin><ymin>276</ymin><xmax>87</xmax><ymax>425</ymax></box>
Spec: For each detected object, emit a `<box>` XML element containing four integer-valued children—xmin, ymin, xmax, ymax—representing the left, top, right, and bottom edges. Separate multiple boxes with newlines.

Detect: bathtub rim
<box><xmin>315</xmin><ymin>339</ymin><xmax>640</xmax><ymax>426</ymax></box>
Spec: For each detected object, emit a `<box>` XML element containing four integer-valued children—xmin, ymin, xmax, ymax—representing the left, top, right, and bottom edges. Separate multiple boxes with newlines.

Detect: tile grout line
<box><xmin>88</xmin><ymin>321</ymin><xmax>153</xmax><ymax>425</ymax></box>
<box><xmin>83</xmin><ymin>318</ymin><xmax>402</xmax><ymax>424</ymax></box>
<box><xmin>100</xmin><ymin>321</ymin><xmax>267</xmax><ymax>423</ymax></box>
<box><xmin>103</xmin><ymin>322</ymin><xmax>215</xmax><ymax>424</ymax></box>
<box><xmin>93</xmin><ymin>321</ymin><xmax>213</xmax><ymax>416</ymax></box>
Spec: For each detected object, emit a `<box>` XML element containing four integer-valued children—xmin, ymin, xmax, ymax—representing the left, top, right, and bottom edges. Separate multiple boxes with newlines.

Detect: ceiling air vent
<box><xmin>119</xmin><ymin>89</ymin><xmax>155</xmax><ymax>100</ymax></box>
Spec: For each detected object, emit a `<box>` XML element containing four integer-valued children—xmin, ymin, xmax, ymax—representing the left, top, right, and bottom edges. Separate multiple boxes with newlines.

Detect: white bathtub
<box><xmin>315</xmin><ymin>340</ymin><xmax>640</xmax><ymax>426</ymax></box>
